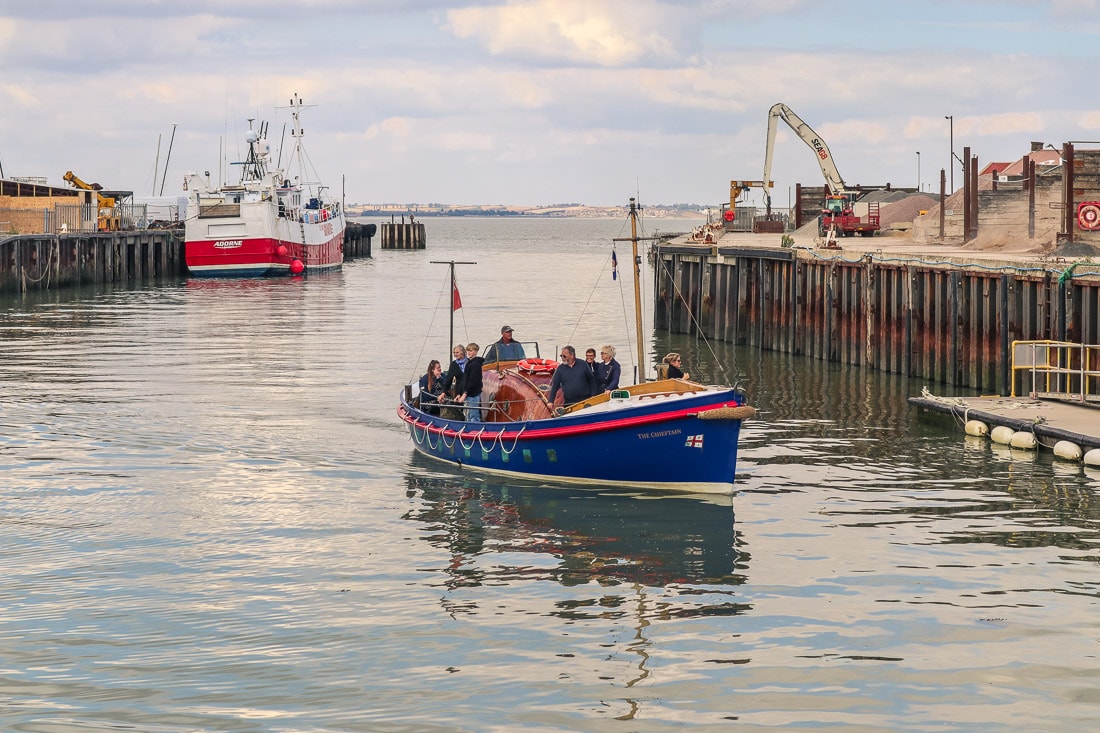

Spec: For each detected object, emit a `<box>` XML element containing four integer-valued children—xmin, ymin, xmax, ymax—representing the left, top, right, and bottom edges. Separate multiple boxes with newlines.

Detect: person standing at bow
<box><xmin>443</xmin><ymin>344</ymin><xmax>468</xmax><ymax>403</ymax></box>
<box><xmin>459</xmin><ymin>342</ymin><xmax>484</xmax><ymax>421</ymax></box>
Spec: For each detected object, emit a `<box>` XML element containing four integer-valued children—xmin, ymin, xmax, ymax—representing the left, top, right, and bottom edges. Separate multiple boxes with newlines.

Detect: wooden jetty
<box><xmin>380</xmin><ymin>218</ymin><xmax>425</xmax><ymax>250</ymax></box>
<box><xmin>0</xmin><ymin>222</ymin><xmax>375</xmax><ymax>294</ymax></box>
<box><xmin>910</xmin><ymin>391</ymin><xmax>1100</xmax><ymax>459</ymax></box>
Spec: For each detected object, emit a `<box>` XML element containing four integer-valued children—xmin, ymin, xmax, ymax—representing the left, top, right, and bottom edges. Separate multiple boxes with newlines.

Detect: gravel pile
<box><xmin>878</xmin><ymin>194</ymin><xmax>939</xmax><ymax>228</ymax></box>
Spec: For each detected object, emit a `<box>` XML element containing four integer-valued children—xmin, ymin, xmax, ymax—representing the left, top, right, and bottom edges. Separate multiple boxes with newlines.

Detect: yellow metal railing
<box><xmin>1011</xmin><ymin>340</ymin><xmax>1100</xmax><ymax>403</ymax></box>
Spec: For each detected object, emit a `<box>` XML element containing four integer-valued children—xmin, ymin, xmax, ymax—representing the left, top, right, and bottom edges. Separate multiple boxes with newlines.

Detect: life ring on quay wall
<box><xmin>517</xmin><ymin>357</ymin><xmax>557</xmax><ymax>373</ymax></box>
<box><xmin>1077</xmin><ymin>202</ymin><xmax>1100</xmax><ymax>231</ymax></box>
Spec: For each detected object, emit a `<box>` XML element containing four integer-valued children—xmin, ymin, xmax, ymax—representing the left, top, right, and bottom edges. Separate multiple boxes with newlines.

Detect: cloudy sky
<box><xmin>2</xmin><ymin>0</ymin><xmax>1099</xmax><ymax>208</ymax></box>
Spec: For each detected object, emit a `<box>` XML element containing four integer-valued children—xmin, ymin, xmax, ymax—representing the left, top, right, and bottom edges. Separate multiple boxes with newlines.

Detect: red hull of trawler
<box><xmin>184</xmin><ymin>231</ymin><xmax>344</xmax><ymax>278</ymax></box>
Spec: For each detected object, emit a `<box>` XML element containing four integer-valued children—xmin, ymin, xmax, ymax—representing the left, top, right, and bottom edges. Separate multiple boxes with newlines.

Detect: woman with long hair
<box><xmin>418</xmin><ymin>359</ymin><xmax>445</xmax><ymax>415</ymax></box>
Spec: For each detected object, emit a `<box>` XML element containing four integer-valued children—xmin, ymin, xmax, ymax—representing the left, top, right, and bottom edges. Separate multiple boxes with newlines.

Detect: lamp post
<box><xmin>944</xmin><ymin>115</ymin><xmax>954</xmax><ymax>192</ymax></box>
<box><xmin>916</xmin><ymin>151</ymin><xmax>921</xmax><ymax>191</ymax></box>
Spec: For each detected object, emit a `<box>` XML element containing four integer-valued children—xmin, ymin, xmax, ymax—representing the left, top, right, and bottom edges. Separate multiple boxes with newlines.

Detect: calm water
<box><xmin>3</xmin><ymin>217</ymin><xmax>1100</xmax><ymax>732</ymax></box>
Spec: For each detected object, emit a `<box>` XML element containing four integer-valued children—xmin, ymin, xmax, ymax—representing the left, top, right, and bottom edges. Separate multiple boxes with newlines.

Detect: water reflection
<box><xmin>403</xmin><ymin>456</ymin><xmax>748</xmax><ymax>594</ymax></box>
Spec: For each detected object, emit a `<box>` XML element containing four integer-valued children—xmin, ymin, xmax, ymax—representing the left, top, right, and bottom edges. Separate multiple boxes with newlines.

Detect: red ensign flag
<box><xmin>452</xmin><ymin>276</ymin><xmax>463</xmax><ymax>311</ymax></box>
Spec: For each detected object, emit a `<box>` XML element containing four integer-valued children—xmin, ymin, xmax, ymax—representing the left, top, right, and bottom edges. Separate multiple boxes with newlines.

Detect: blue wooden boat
<box><xmin>398</xmin><ymin>366</ymin><xmax>752</xmax><ymax>493</ymax></box>
<box><xmin>397</xmin><ymin>198</ymin><xmax>754</xmax><ymax>494</ymax></box>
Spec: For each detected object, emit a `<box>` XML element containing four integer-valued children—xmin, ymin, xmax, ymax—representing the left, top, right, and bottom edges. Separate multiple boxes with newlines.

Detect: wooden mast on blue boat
<box><xmin>614</xmin><ymin>198</ymin><xmax>654</xmax><ymax>383</ymax></box>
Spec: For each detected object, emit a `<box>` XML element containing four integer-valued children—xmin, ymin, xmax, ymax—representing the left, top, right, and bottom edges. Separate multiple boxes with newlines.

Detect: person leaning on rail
<box><xmin>418</xmin><ymin>359</ymin><xmax>446</xmax><ymax>415</ymax></box>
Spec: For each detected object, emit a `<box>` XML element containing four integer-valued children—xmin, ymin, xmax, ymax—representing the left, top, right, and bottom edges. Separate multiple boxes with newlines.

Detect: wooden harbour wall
<box><xmin>0</xmin><ymin>222</ymin><xmax>375</xmax><ymax>294</ymax></box>
<box><xmin>380</xmin><ymin>221</ymin><xmax>426</xmax><ymax>250</ymax></box>
<box><xmin>0</xmin><ymin>230</ymin><xmax>186</xmax><ymax>293</ymax></box>
<box><xmin>653</xmin><ymin>243</ymin><xmax>1100</xmax><ymax>395</ymax></box>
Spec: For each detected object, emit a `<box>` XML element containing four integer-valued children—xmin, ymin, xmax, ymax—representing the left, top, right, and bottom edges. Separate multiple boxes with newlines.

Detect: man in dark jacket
<box><xmin>548</xmin><ymin>345</ymin><xmax>596</xmax><ymax>408</ymax></box>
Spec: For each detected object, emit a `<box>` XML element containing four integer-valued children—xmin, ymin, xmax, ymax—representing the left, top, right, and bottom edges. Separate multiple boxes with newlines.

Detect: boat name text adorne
<box><xmin>638</xmin><ymin>428</ymin><xmax>683</xmax><ymax>439</ymax></box>
<box><xmin>213</xmin><ymin>240</ymin><xmax>243</xmax><ymax>249</ymax></box>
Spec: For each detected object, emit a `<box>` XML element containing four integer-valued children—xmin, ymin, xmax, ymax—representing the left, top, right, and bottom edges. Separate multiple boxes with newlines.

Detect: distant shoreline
<box><xmin>347</xmin><ymin>205</ymin><xmax>706</xmax><ymax>219</ymax></box>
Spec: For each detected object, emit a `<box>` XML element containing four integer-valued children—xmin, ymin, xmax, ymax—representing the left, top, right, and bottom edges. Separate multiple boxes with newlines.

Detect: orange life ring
<box><xmin>1077</xmin><ymin>202</ymin><xmax>1100</xmax><ymax>231</ymax></box>
<box><xmin>517</xmin><ymin>357</ymin><xmax>557</xmax><ymax>373</ymax></box>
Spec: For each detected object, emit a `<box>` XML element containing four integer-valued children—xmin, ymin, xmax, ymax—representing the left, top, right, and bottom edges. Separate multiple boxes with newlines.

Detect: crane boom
<box><xmin>63</xmin><ymin>170</ymin><xmax>120</xmax><ymax>231</ymax></box>
<box><xmin>762</xmin><ymin>103</ymin><xmax>853</xmax><ymax>210</ymax></box>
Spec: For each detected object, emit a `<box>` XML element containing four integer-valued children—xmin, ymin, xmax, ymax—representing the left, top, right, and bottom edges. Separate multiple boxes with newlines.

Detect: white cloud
<box><xmin>1</xmin><ymin>2</ymin><xmax>1098</xmax><ymax>205</ymax></box>
<box><xmin>445</xmin><ymin>0</ymin><xmax>684</xmax><ymax>66</ymax></box>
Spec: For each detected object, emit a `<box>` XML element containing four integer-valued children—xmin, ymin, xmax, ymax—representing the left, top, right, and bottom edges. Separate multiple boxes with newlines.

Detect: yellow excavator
<box><xmin>63</xmin><ymin>170</ymin><xmax>121</xmax><ymax>231</ymax></box>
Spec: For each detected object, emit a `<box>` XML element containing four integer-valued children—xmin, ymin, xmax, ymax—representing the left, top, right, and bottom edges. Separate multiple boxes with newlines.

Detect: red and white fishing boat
<box><xmin>183</xmin><ymin>94</ymin><xmax>346</xmax><ymax>277</ymax></box>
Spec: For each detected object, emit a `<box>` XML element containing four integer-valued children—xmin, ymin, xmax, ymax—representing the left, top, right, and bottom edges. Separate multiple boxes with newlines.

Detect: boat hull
<box><xmin>185</xmin><ymin>233</ymin><xmax>344</xmax><ymax>277</ymax></box>
<box><xmin>185</xmin><ymin>202</ymin><xmax>345</xmax><ymax>278</ymax></box>
<box><xmin>398</xmin><ymin>386</ymin><xmax>748</xmax><ymax>493</ymax></box>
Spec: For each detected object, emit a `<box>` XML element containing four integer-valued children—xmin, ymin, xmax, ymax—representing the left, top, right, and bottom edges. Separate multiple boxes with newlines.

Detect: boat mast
<box><xmin>629</xmin><ymin>199</ymin><xmax>645</xmax><ymax>382</ymax></box>
<box><xmin>289</xmin><ymin>96</ymin><xmax>305</xmax><ymax>189</ymax></box>
<box><xmin>431</xmin><ymin>259</ymin><xmax>476</xmax><ymax>349</ymax></box>
<box><xmin>614</xmin><ymin>198</ymin><xmax>652</xmax><ymax>383</ymax></box>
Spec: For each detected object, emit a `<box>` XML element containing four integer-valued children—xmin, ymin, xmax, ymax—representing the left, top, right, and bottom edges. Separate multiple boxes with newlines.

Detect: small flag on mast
<box><xmin>611</xmin><ymin>249</ymin><xmax>618</xmax><ymax>281</ymax></box>
<box><xmin>452</xmin><ymin>275</ymin><xmax>463</xmax><ymax>311</ymax></box>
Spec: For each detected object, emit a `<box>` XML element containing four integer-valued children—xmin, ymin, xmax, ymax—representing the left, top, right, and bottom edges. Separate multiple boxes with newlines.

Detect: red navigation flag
<box><xmin>452</xmin><ymin>275</ymin><xmax>463</xmax><ymax>311</ymax></box>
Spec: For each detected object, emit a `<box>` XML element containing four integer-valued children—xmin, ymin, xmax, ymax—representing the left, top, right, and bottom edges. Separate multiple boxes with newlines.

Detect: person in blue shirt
<box><xmin>442</xmin><ymin>344</ymin><xmax>468</xmax><ymax>396</ymax></box>
<box><xmin>548</xmin><ymin>345</ymin><xmax>596</xmax><ymax>408</ymax></box>
<box><xmin>484</xmin><ymin>325</ymin><xmax>526</xmax><ymax>363</ymax></box>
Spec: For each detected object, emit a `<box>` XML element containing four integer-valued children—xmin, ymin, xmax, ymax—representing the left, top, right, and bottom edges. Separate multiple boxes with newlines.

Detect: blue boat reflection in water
<box><xmin>403</xmin><ymin>455</ymin><xmax>748</xmax><ymax>593</ymax></box>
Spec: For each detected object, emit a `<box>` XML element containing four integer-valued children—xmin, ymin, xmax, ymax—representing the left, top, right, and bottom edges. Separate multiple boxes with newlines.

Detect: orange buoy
<box><xmin>517</xmin><ymin>357</ymin><xmax>557</xmax><ymax>373</ymax></box>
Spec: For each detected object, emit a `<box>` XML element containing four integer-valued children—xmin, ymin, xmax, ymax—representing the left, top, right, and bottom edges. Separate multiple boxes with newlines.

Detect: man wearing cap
<box><xmin>484</xmin><ymin>325</ymin><xmax>526</xmax><ymax>363</ymax></box>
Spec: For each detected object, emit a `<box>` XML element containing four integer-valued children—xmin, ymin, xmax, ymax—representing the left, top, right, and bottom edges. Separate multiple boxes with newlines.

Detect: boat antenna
<box><xmin>276</xmin><ymin>122</ymin><xmax>287</xmax><ymax>170</ymax></box>
<box><xmin>158</xmin><ymin>122</ymin><xmax>178</xmax><ymax>196</ymax></box>
<box><xmin>151</xmin><ymin>133</ymin><xmax>162</xmax><ymax>196</ymax></box>
<box><xmin>613</xmin><ymin>198</ymin><xmax>655</xmax><ymax>382</ymax></box>
<box><xmin>431</xmin><ymin>260</ymin><xmax>476</xmax><ymax>350</ymax></box>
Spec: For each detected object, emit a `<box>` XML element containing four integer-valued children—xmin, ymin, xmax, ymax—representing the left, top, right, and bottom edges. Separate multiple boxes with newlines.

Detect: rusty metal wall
<box><xmin>654</xmin><ymin>245</ymin><xmax>1100</xmax><ymax>395</ymax></box>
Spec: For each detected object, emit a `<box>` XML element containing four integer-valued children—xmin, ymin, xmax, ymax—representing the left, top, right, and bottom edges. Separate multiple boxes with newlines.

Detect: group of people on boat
<box><xmin>417</xmin><ymin>324</ymin><xmax>691</xmax><ymax>419</ymax></box>
<box><xmin>418</xmin><ymin>342</ymin><xmax>485</xmax><ymax>420</ymax></box>
<box><xmin>547</xmin><ymin>344</ymin><xmax>621</xmax><ymax>407</ymax></box>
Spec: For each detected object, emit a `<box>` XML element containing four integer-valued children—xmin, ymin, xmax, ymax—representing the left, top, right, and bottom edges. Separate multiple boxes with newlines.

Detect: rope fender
<box><xmin>695</xmin><ymin>405</ymin><xmax>756</xmax><ymax>421</ymax></box>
